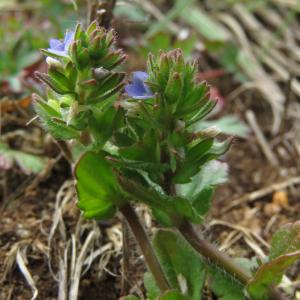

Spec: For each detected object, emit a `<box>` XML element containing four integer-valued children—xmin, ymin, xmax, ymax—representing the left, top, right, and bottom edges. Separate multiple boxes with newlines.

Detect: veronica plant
<box><xmin>35</xmin><ymin>22</ymin><xmax>298</xmax><ymax>300</ymax></box>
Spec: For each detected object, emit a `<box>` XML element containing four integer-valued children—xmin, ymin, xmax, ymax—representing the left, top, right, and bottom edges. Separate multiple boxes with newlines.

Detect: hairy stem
<box><xmin>179</xmin><ymin>221</ymin><xmax>288</xmax><ymax>300</ymax></box>
<box><xmin>120</xmin><ymin>203</ymin><xmax>170</xmax><ymax>293</ymax></box>
<box><xmin>179</xmin><ymin>221</ymin><xmax>252</xmax><ymax>284</ymax></box>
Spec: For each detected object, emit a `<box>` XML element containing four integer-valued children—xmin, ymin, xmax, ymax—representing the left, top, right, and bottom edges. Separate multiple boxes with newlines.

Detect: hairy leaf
<box><xmin>270</xmin><ymin>221</ymin><xmax>300</xmax><ymax>260</ymax></box>
<box><xmin>153</xmin><ymin>230</ymin><xmax>205</xmax><ymax>300</ymax></box>
<box><xmin>248</xmin><ymin>252</ymin><xmax>300</xmax><ymax>299</ymax></box>
<box><xmin>34</xmin><ymin>99</ymin><xmax>79</xmax><ymax>140</ymax></box>
<box><xmin>208</xmin><ymin>264</ymin><xmax>245</xmax><ymax>300</ymax></box>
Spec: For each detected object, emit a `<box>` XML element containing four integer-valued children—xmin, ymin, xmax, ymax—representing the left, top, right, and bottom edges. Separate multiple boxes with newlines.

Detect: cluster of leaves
<box><xmin>75</xmin><ymin>48</ymin><xmax>231</xmax><ymax>228</ymax></box>
<box><xmin>35</xmin><ymin>21</ymin><xmax>126</xmax><ymax>146</ymax></box>
<box><xmin>35</xmin><ymin>22</ymin><xmax>300</xmax><ymax>300</ymax></box>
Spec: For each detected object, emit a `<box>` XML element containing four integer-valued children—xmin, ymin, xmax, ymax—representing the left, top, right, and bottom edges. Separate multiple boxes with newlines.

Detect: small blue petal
<box><xmin>64</xmin><ymin>30</ymin><xmax>75</xmax><ymax>51</ymax></box>
<box><xmin>125</xmin><ymin>83</ymin><xmax>146</xmax><ymax>97</ymax></box>
<box><xmin>47</xmin><ymin>29</ymin><xmax>75</xmax><ymax>57</ymax></box>
<box><xmin>133</xmin><ymin>71</ymin><xmax>149</xmax><ymax>82</ymax></box>
<box><xmin>125</xmin><ymin>71</ymin><xmax>154</xmax><ymax>99</ymax></box>
<box><xmin>49</xmin><ymin>39</ymin><xmax>64</xmax><ymax>51</ymax></box>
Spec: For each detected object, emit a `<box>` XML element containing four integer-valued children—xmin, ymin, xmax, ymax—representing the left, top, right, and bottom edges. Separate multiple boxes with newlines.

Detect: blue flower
<box><xmin>48</xmin><ymin>30</ymin><xmax>75</xmax><ymax>57</ymax></box>
<box><xmin>125</xmin><ymin>71</ymin><xmax>154</xmax><ymax>99</ymax></box>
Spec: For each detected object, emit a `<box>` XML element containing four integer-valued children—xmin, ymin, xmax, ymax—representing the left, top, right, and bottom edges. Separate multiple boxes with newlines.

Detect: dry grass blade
<box><xmin>210</xmin><ymin>219</ymin><xmax>270</xmax><ymax>250</ymax></box>
<box><xmin>217</xmin><ymin>12</ymin><xmax>284</xmax><ymax>133</ymax></box>
<box><xmin>16</xmin><ymin>247</ymin><xmax>38</xmax><ymax>300</ymax></box>
<box><xmin>1</xmin><ymin>240</ymin><xmax>29</xmax><ymax>284</ymax></box>
<box><xmin>232</xmin><ymin>4</ymin><xmax>300</xmax><ymax>98</ymax></box>
<box><xmin>69</xmin><ymin>230</ymin><xmax>99</xmax><ymax>300</ymax></box>
<box><xmin>223</xmin><ymin>176</ymin><xmax>300</xmax><ymax>212</ymax></box>
<box><xmin>245</xmin><ymin>110</ymin><xmax>279</xmax><ymax>166</ymax></box>
<box><xmin>58</xmin><ymin>247</ymin><xmax>68</xmax><ymax>300</ymax></box>
<box><xmin>132</xmin><ymin>0</ymin><xmax>179</xmax><ymax>34</ymax></box>
<box><xmin>47</xmin><ymin>180</ymin><xmax>73</xmax><ymax>280</ymax></box>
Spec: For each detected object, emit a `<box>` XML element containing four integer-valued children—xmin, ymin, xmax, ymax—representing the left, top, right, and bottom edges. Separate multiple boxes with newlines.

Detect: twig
<box><xmin>222</xmin><ymin>176</ymin><xmax>300</xmax><ymax>213</ymax></box>
<box><xmin>246</xmin><ymin>110</ymin><xmax>279</xmax><ymax>166</ymax></box>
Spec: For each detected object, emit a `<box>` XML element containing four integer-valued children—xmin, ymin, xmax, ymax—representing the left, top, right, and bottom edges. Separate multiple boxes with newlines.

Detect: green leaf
<box><xmin>41</xmin><ymin>48</ymin><xmax>70</xmax><ymax>60</ymax></box>
<box><xmin>35</xmin><ymin>72</ymin><xmax>71</xmax><ymax>94</ymax></box>
<box><xmin>165</xmin><ymin>72</ymin><xmax>183</xmax><ymax>104</ymax></box>
<box><xmin>75</xmin><ymin>151</ymin><xmax>124</xmax><ymax>220</ymax></box>
<box><xmin>34</xmin><ymin>98</ymin><xmax>80</xmax><ymax>140</ymax></box>
<box><xmin>0</xmin><ymin>142</ymin><xmax>48</xmax><ymax>174</ymax></box>
<box><xmin>177</xmin><ymin>160</ymin><xmax>228</xmax><ymax>198</ymax></box>
<box><xmin>151</xmin><ymin>207</ymin><xmax>174</xmax><ymax>227</ymax></box>
<box><xmin>87</xmin><ymin>82</ymin><xmax>125</xmax><ymax>104</ymax></box>
<box><xmin>153</xmin><ymin>230</ymin><xmax>205</xmax><ymax>300</ymax></box>
<box><xmin>119</xmin><ymin>130</ymin><xmax>160</xmax><ymax>163</ymax></box>
<box><xmin>248</xmin><ymin>252</ymin><xmax>300</xmax><ymax>300</ymax></box>
<box><xmin>119</xmin><ymin>296</ymin><xmax>141</xmax><ymax>300</ymax></box>
<box><xmin>158</xmin><ymin>290</ymin><xmax>187</xmax><ymax>300</ymax></box>
<box><xmin>194</xmin><ymin>116</ymin><xmax>249</xmax><ymax>138</ymax></box>
<box><xmin>113</xmin><ymin>132</ymin><xmax>135</xmax><ymax>147</ymax></box>
<box><xmin>173</xmin><ymin>138</ymin><xmax>230</xmax><ymax>184</ymax></box>
<box><xmin>120</xmin><ymin>176</ymin><xmax>201</xmax><ymax>224</ymax></box>
<box><xmin>88</xmin><ymin>72</ymin><xmax>125</xmax><ymax>100</ymax></box>
<box><xmin>88</xmin><ymin>107</ymin><xmax>119</xmax><ymax>149</ymax></box>
<box><xmin>33</xmin><ymin>95</ymin><xmax>61</xmax><ymax>118</ymax></box>
<box><xmin>115</xmin><ymin>3</ymin><xmax>147</xmax><ymax>22</ymax></box>
<box><xmin>144</xmin><ymin>272</ymin><xmax>160</xmax><ymax>300</ymax></box>
<box><xmin>208</xmin><ymin>264</ymin><xmax>245</xmax><ymax>300</ymax></box>
<box><xmin>146</xmin><ymin>0</ymin><xmax>196</xmax><ymax>38</ymax></box>
<box><xmin>179</xmin><ymin>5</ymin><xmax>230</xmax><ymax>42</ymax></box>
<box><xmin>173</xmin><ymin>196</ymin><xmax>203</xmax><ymax>224</ymax></box>
<box><xmin>124</xmin><ymin>161</ymin><xmax>169</xmax><ymax>176</ymax></box>
<box><xmin>13</xmin><ymin>151</ymin><xmax>47</xmax><ymax>174</ymax></box>
<box><xmin>248</xmin><ymin>221</ymin><xmax>300</xmax><ymax>299</ymax></box>
<box><xmin>190</xmin><ymin>187</ymin><xmax>213</xmax><ymax>216</ymax></box>
<box><xmin>270</xmin><ymin>221</ymin><xmax>300</xmax><ymax>260</ymax></box>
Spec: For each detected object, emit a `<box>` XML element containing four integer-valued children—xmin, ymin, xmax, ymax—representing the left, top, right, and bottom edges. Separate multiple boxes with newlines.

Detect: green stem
<box><xmin>179</xmin><ymin>221</ymin><xmax>252</xmax><ymax>284</ymax></box>
<box><xmin>120</xmin><ymin>203</ymin><xmax>170</xmax><ymax>293</ymax></box>
<box><xmin>179</xmin><ymin>221</ymin><xmax>288</xmax><ymax>300</ymax></box>
<box><xmin>55</xmin><ymin>140</ymin><xmax>73</xmax><ymax>164</ymax></box>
